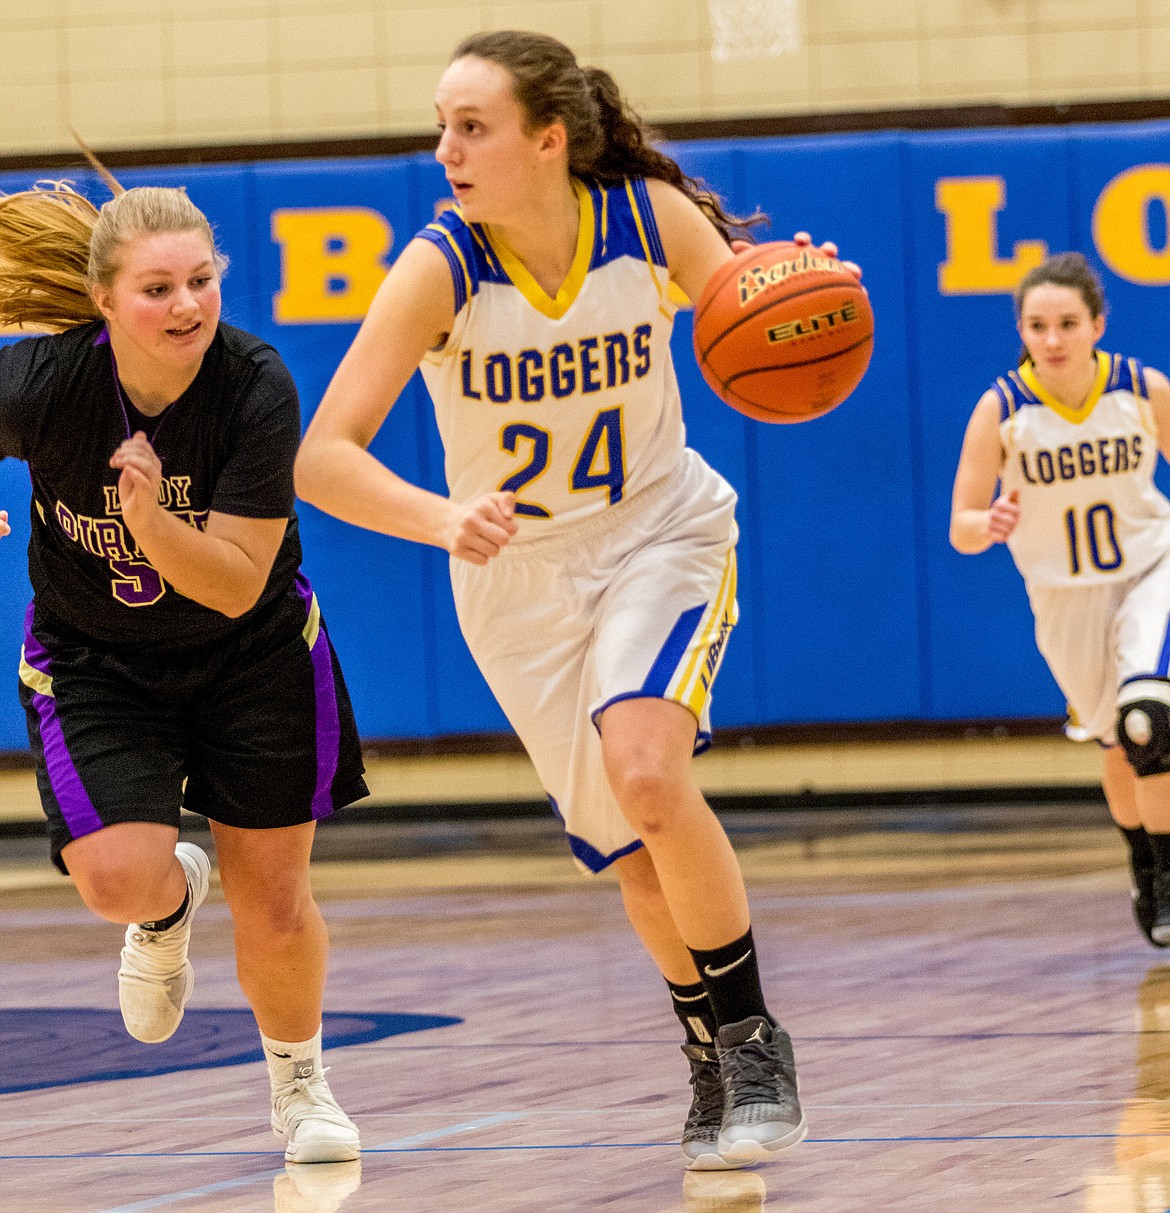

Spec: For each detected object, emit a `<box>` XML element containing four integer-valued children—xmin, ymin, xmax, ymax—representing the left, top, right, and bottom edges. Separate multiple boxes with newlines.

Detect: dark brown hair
<box><xmin>451</xmin><ymin>30</ymin><xmax>766</xmax><ymax>245</ymax></box>
<box><xmin>1014</xmin><ymin>251</ymin><xmax>1107</xmax><ymax>320</ymax></box>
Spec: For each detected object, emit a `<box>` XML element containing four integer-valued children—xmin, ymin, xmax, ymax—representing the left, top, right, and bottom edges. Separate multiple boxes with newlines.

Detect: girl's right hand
<box><xmin>448</xmin><ymin>491</ymin><xmax>519</xmax><ymax>565</ymax></box>
<box><xmin>987</xmin><ymin>489</ymin><xmax>1020</xmax><ymax>543</ymax></box>
<box><xmin>0</xmin><ymin>509</ymin><xmax>9</xmax><ymax>539</ymax></box>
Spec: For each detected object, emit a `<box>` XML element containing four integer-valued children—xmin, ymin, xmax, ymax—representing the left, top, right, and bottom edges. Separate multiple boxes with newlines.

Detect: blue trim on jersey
<box><xmin>995</xmin><ymin>353</ymin><xmax>1147</xmax><ymax>413</ymax></box>
<box><xmin>418</xmin><ymin>215</ymin><xmax>475</xmax><ymax>313</ymax></box>
<box><xmin>1157</xmin><ymin>626</ymin><xmax>1170</xmax><ymax>679</ymax></box>
<box><xmin>1121</xmin><ymin>673</ymin><xmax>1170</xmax><ymax>688</ymax></box>
<box><xmin>569</xmin><ymin>830</ymin><xmax>645</xmax><ymax>873</ymax></box>
<box><xmin>589</xmin><ymin>690</ymin><xmax>712</xmax><ymax>762</ymax></box>
<box><xmin>418</xmin><ymin>179</ymin><xmax>664</xmax><ymax>316</ymax></box>
<box><xmin>582</xmin><ymin>177</ymin><xmax>665</xmax><ymax>270</ymax></box>
<box><xmin>991</xmin><ymin>370</ymin><xmax>1042</xmax><ymax>421</ymax></box>
<box><xmin>1007</xmin><ymin>368</ymin><xmax>1041</xmax><ymax>406</ymax></box>
<box><xmin>1105</xmin><ymin>352</ymin><xmax>1147</xmax><ymax>399</ymax></box>
<box><xmin>642</xmin><ymin>603</ymin><xmax>706</xmax><ymax>697</ymax></box>
<box><xmin>627</xmin><ymin>177</ymin><xmax>668</xmax><ymax>268</ymax></box>
<box><xmin>992</xmin><ymin>378</ymin><xmax>1013</xmax><ymax>422</ymax></box>
<box><xmin>546</xmin><ymin>793</ymin><xmax>645</xmax><ymax>874</ymax></box>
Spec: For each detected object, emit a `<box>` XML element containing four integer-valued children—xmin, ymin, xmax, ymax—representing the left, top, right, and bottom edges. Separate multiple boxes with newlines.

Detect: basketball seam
<box><xmin>693</xmin><ymin>256</ymin><xmax>747</xmax><ymax>331</ymax></box>
<box><xmin>698</xmin><ymin>279</ymin><xmax>868</xmax><ymax>362</ymax></box>
<box><xmin>724</xmin><ymin>334</ymin><xmax>874</xmax><ymax>385</ymax></box>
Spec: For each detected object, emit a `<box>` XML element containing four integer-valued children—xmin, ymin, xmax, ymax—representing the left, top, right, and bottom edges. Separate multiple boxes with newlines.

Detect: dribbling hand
<box><xmin>792</xmin><ymin>230</ymin><xmax>863</xmax><ymax>281</ymax></box>
<box><xmin>448</xmin><ymin>490</ymin><xmax>518</xmax><ymax>565</ymax></box>
<box><xmin>988</xmin><ymin>489</ymin><xmax>1020</xmax><ymax>543</ymax></box>
<box><xmin>731</xmin><ymin>234</ymin><xmax>863</xmax><ymax>281</ymax></box>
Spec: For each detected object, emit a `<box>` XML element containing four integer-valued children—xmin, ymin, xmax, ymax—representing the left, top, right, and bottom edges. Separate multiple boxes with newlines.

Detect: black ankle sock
<box><xmin>139</xmin><ymin>885</ymin><xmax>189</xmax><ymax>932</ymax></box>
<box><xmin>1120</xmin><ymin>824</ymin><xmax>1156</xmax><ymax>870</ymax></box>
<box><xmin>688</xmin><ymin>927</ymin><xmax>769</xmax><ymax>1029</ymax></box>
<box><xmin>667</xmin><ymin>979</ymin><xmax>719</xmax><ymax>1047</ymax></box>
<box><xmin>1148</xmin><ymin>832</ymin><xmax>1170</xmax><ymax>873</ymax></box>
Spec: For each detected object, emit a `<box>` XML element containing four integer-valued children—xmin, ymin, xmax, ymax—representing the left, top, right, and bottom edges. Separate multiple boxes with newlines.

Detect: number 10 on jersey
<box><xmin>1064</xmin><ymin>502</ymin><xmax>1122</xmax><ymax>575</ymax></box>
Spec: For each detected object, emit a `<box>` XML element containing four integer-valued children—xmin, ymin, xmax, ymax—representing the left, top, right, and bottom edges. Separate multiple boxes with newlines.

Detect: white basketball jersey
<box><xmin>418</xmin><ymin>176</ymin><xmax>685</xmax><ymax>539</ymax></box>
<box><xmin>995</xmin><ymin>352</ymin><xmax>1170</xmax><ymax>587</ymax></box>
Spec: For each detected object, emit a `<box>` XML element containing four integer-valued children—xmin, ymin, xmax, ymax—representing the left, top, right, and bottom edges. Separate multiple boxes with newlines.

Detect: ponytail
<box><xmin>579</xmin><ymin>64</ymin><xmax>764</xmax><ymax>244</ymax></box>
<box><xmin>0</xmin><ymin>183</ymin><xmax>103</xmax><ymax>332</ymax></box>
<box><xmin>452</xmin><ymin>31</ymin><xmax>766</xmax><ymax>245</ymax></box>
<box><xmin>0</xmin><ymin>179</ymin><xmax>228</xmax><ymax>334</ymax></box>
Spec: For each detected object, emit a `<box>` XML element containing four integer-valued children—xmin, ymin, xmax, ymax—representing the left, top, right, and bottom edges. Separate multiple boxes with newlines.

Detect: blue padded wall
<box><xmin>4</xmin><ymin>120</ymin><xmax>1170</xmax><ymax>747</ymax></box>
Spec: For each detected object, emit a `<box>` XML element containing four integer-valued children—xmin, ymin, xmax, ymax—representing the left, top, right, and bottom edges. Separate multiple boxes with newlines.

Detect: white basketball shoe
<box><xmin>117</xmin><ymin>841</ymin><xmax>211</xmax><ymax>1044</ymax></box>
<box><xmin>270</xmin><ymin>1056</ymin><xmax>362</xmax><ymax>1163</ymax></box>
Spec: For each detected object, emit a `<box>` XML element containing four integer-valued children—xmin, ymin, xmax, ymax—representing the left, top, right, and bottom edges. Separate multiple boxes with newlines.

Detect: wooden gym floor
<box><xmin>2</xmin><ymin>735</ymin><xmax>1165</xmax><ymax>1212</ymax></box>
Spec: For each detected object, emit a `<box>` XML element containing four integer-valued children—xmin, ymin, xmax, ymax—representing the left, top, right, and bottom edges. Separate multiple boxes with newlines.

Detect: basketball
<box><xmin>693</xmin><ymin>240</ymin><xmax>874</xmax><ymax>424</ymax></box>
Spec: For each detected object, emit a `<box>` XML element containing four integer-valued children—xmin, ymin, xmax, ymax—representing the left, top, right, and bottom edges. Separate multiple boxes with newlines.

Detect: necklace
<box><xmin>96</xmin><ymin>325</ymin><xmax>172</xmax><ymax>450</ymax></box>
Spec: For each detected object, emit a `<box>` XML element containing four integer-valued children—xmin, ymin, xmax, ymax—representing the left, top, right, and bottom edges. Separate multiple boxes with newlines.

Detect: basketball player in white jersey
<box><xmin>951</xmin><ymin>251</ymin><xmax>1170</xmax><ymax>947</ymax></box>
<box><xmin>296</xmin><ymin>30</ymin><xmax>861</xmax><ymax>1171</ymax></box>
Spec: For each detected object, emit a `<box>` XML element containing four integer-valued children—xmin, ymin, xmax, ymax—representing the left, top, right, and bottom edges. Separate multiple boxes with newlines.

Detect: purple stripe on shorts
<box><xmin>294</xmin><ymin>574</ymin><xmax>341</xmax><ymax>820</ymax></box>
<box><xmin>22</xmin><ymin>605</ymin><xmax>103</xmax><ymax>840</ymax></box>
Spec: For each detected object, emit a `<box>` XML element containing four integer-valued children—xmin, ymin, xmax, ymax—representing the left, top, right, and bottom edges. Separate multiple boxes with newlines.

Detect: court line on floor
<box><xmin>88</xmin><ymin>1113</ymin><xmax>525</xmax><ymax>1213</ymax></box>
<box><xmin>13</xmin><ymin>1128</ymin><xmax>1170</xmax><ymax>1173</ymax></box>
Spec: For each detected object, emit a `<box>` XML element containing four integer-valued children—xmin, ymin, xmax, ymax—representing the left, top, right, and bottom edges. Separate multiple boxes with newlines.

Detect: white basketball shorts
<box><xmin>1027</xmin><ymin>545</ymin><xmax>1170</xmax><ymax>744</ymax></box>
<box><xmin>450</xmin><ymin>447</ymin><xmax>739</xmax><ymax>874</ymax></box>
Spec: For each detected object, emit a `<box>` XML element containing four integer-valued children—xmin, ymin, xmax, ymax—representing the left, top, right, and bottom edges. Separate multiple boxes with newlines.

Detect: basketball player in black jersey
<box><xmin>0</xmin><ymin>180</ymin><xmax>367</xmax><ymax>1163</ymax></box>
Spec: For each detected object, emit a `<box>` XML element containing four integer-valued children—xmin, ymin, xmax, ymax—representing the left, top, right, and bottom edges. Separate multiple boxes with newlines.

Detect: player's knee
<box><xmin>233</xmin><ymin>885</ymin><xmax>315</xmax><ymax>942</ymax></box>
<box><xmin>610</xmin><ymin>762</ymin><xmax>681</xmax><ymax>828</ymax></box>
<box><xmin>73</xmin><ymin>862</ymin><xmax>159</xmax><ymax>922</ymax></box>
<box><xmin>1118</xmin><ymin>679</ymin><xmax>1170</xmax><ymax>777</ymax></box>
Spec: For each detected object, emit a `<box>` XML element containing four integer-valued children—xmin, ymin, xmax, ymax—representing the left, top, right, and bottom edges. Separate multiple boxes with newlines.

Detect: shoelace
<box><xmin>720</xmin><ymin>1038</ymin><xmax>796</xmax><ymax>1109</ymax></box>
<box><xmin>125</xmin><ymin>922</ymin><xmax>189</xmax><ymax>973</ymax></box>
<box><xmin>273</xmin><ymin>1068</ymin><xmax>355</xmax><ymax>1131</ymax></box>
<box><xmin>684</xmin><ymin>1057</ymin><xmax>724</xmax><ymax>1134</ymax></box>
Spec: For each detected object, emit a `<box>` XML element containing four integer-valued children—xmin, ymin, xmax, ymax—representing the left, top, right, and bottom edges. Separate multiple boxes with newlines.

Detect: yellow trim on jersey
<box><xmin>302</xmin><ymin>593</ymin><xmax>321</xmax><ymax>650</ymax></box>
<box><xmin>623</xmin><ymin>179</ymin><xmax>673</xmax><ymax>319</ymax></box>
<box><xmin>424</xmin><ymin>221</ymin><xmax>474</xmax><ymax>308</ymax></box>
<box><xmin>674</xmin><ymin>548</ymin><xmax>739</xmax><ymax>713</ymax></box>
<box><xmin>18</xmin><ymin>650</ymin><xmax>52</xmax><ymax>697</ymax></box>
<box><xmin>1019</xmin><ymin>351</ymin><xmax>1111</xmax><ymax>425</ymax></box>
<box><xmin>484</xmin><ymin>179</ymin><xmax>595</xmax><ymax>319</ymax></box>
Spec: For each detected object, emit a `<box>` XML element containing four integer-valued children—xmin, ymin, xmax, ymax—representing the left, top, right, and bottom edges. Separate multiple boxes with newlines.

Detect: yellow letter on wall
<box><xmin>936</xmin><ymin>177</ymin><xmax>1046</xmax><ymax>295</ymax></box>
<box><xmin>272</xmin><ymin>208</ymin><xmax>393</xmax><ymax>324</ymax></box>
<box><xmin>1093</xmin><ymin>166</ymin><xmax>1170</xmax><ymax>286</ymax></box>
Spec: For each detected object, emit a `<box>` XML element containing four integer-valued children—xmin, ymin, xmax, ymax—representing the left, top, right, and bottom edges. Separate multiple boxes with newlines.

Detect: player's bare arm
<box><xmin>296</xmin><ymin>238</ymin><xmax>518</xmax><ymax>562</ymax></box>
<box><xmin>1144</xmin><ymin>367</ymin><xmax>1170</xmax><ymax>463</ymax></box>
<box><xmin>951</xmin><ymin>389</ymin><xmax>1017</xmax><ymax>553</ymax></box>
<box><xmin>109</xmin><ymin>429</ymin><xmax>286</xmax><ymax>616</ymax></box>
<box><xmin>646</xmin><ymin>178</ymin><xmax>736</xmax><ymax>306</ymax></box>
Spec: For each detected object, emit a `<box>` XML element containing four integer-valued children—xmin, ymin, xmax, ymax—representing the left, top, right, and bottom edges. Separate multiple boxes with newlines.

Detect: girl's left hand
<box><xmin>110</xmin><ymin>432</ymin><xmax>163</xmax><ymax>534</ymax></box>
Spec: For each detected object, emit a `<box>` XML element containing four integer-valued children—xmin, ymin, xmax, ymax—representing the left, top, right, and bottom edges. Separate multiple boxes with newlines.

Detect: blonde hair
<box><xmin>0</xmin><ymin>180</ymin><xmax>228</xmax><ymax>333</ymax></box>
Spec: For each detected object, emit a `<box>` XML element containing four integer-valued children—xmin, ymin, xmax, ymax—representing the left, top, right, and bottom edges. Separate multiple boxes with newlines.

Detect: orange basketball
<box><xmin>693</xmin><ymin>240</ymin><xmax>874</xmax><ymax>424</ymax></box>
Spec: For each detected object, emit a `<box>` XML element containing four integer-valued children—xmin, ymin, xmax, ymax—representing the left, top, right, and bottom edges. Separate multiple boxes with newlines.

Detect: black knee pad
<box><xmin>1118</xmin><ymin>678</ymin><xmax>1170</xmax><ymax>777</ymax></box>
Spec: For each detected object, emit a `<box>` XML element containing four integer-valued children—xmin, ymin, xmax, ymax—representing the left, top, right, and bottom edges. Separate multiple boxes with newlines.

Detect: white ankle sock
<box><xmin>261</xmin><ymin>1026</ymin><xmax>322</xmax><ymax>1083</ymax></box>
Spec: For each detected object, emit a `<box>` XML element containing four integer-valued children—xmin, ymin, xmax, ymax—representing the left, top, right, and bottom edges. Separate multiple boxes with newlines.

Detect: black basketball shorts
<box><xmin>18</xmin><ymin>575</ymin><xmax>368</xmax><ymax>873</ymax></box>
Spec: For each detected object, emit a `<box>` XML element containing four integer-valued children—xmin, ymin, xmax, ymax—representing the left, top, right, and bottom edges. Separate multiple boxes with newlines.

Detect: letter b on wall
<box><xmin>272</xmin><ymin>207</ymin><xmax>393</xmax><ymax>323</ymax></box>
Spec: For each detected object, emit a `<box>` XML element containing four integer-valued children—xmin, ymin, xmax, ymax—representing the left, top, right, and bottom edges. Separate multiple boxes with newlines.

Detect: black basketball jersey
<box><xmin>0</xmin><ymin>321</ymin><xmax>304</xmax><ymax>652</ymax></box>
